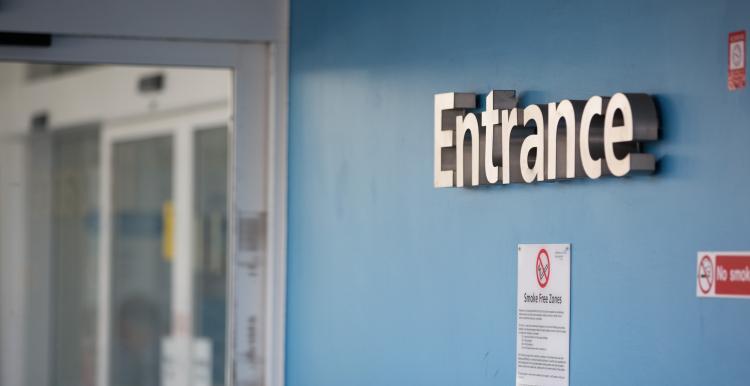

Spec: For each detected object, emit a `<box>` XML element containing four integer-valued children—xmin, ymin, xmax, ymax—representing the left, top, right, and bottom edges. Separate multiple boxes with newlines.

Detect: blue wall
<box><xmin>287</xmin><ymin>1</ymin><xmax>750</xmax><ymax>385</ymax></box>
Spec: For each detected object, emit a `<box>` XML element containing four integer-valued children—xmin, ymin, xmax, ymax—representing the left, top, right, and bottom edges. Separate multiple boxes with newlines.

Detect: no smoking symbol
<box><xmin>536</xmin><ymin>248</ymin><xmax>550</xmax><ymax>288</ymax></box>
<box><xmin>698</xmin><ymin>255</ymin><xmax>713</xmax><ymax>294</ymax></box>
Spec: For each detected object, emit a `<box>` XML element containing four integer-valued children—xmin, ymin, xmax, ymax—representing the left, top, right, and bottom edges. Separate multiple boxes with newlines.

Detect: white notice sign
<box><xmin>516</xmin><ymin>244</ymin><xmax>570</xmax><ymax>386</ymax></box>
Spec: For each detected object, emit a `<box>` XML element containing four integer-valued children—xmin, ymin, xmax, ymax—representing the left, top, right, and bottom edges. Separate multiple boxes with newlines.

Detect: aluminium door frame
<box><xmin>0</xmin><ymin>35</ymin><xmax>289</xmax><ymax>386</ymax></box>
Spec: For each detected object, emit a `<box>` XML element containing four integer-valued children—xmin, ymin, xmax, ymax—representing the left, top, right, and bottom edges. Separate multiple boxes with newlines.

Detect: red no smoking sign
<box><xmin>728</xmin><ymin>30</ymin><xmax>746</xmax><ymax>91</ymax></box>
<box><xmin>696</xmin><ymin>252</ymin><xmax>750</xmax><ymax>298</ymax></box>
<box><xmin>536</xmin><ymin>248</ymin><xmax>550</xmax><ymax>288</ymax></box>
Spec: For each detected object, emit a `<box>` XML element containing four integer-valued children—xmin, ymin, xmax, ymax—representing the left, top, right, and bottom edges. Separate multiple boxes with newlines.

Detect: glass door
<box><xmin>0</xmin><ymin>39</ymin><xmax>278</xmax><ymax>386</ymax></box>
<box><xmin>99</xmin><ymin>109</ymin><xmax>230</xmax><ymax>386</ymax></box>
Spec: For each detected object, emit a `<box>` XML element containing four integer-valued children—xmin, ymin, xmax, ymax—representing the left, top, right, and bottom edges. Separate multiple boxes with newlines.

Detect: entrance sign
<box><xmin>517</xmin><ymin>244</ymin><xmax>570</xmax><ymax>386</ymax></box>
<box><xmin>728</xmin><ymin>30</ymin><xmax>746</xmax><ymax>91</ymax></box>
<box><xmin>434</xmin><ymin>91</ymin><xmax>659</xmax><ymax>188</ymax></box>
<box><xmin>696</xmin><ymin>252</ymin><xmax>750</xmax><ymax>298</ymax></box>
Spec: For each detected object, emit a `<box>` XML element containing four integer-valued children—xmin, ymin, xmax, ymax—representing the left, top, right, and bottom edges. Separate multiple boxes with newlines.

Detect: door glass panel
<box><xmin>111</xmin><ymin>135</ymin><xmax>173</xmax><ymax>386</ymax></box>
<box><xmin>51</xmin><ymin>126</ymin><xmax>100</xmax><ymax>386</ymax></box>
<box><xmin>193</xmin><ymin>126</ymin><xmax>228</xmax><ymax>386</ymax></box>
<box><xmin>0</xmin><ymin>61</ymin><xmax>235</xmax><ymax>386</ymax></box>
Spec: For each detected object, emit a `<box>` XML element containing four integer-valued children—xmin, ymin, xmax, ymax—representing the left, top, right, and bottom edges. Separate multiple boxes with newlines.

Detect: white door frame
<box><xmin>0</xmin><ymin>35</ymin><xmax>288</xmax><ymax>386</ymax></box>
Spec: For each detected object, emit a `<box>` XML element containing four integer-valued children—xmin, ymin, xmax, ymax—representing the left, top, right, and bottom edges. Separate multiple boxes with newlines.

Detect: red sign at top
<box><xmin>728</xmin><ymin>30</ymin><xmax>746</xmax><ymax>91</ymax></box>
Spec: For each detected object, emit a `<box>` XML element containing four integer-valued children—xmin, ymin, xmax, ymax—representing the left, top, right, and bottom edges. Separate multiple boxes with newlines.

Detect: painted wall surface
<box><xmin>287</xmin><ymin>1</ymin><xmax>750</xmax><ymax>385</ymax></box>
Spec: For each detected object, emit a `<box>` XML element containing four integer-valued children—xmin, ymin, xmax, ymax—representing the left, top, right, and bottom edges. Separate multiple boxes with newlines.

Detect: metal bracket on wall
<box><xmin>0</xmin><ymin>32</ymin><xmax>51</xmax><ymax>47</ymax></box>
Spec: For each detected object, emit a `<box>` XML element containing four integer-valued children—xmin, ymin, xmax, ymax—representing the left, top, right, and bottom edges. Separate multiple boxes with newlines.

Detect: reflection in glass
<box><xmin>193</xmin><ymin>127</ymin><xmax>228</xmax><ymax>386</ymax></box>
<box><xmin>0</xmin><ymin>62</ymin><xmax>232</xmax><ymax>386</ymax></box>
<box><xmin>111</xmin><ymin>136</ymin><xmax>173</xmax><ymax>386</ymax></box>
<box><xmin>51</xmin><ymin>126</ymin><xmax>100</xmax><ymax>386</ymax></box>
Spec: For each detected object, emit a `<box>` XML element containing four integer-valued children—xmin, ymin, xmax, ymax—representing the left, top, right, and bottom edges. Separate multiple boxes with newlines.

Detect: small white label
<box><xmin>161</xmin><ymin>336</ymin><xmax>213</xmax><ymax>386</ymax></box>
<box><xmin>516</xmin><ymin>244</ymin><xmax>570</xmax><ymax>386</ymax></box>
